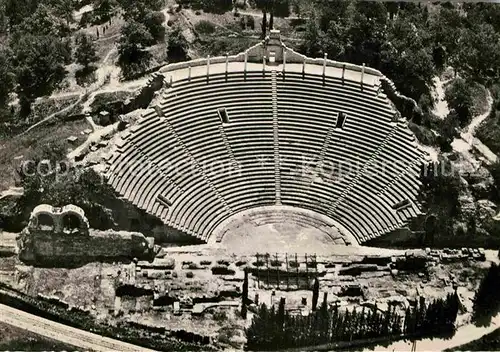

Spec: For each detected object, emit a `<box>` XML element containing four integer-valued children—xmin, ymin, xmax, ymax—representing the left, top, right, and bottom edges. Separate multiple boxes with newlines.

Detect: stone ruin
<box><xmin>17</xmin><ymin>204</ymin><xmax>156</xmax><ymax>266</ymax></box>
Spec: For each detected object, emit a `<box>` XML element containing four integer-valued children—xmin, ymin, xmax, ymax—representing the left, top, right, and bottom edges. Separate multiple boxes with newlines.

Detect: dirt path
<box><xmin>452</xmin><ymin>89</ymin><xmax>497</xmax><ymax>164</ymax></box>
<box><xmin>17</xmin><ymin>95</ymin><xmax>88</xmax><ymax>137</ymax></box>
<box><xmin>0</xmin><ymin>187</ymin><xmax>23</xmax><ymax>200</ymax></box>
<box><xmin>17</xmin><ymin>47</ymin><xmax>118</xmax><ymax>136</ymax></box>
<box><xmin>16</xmin><ymin>45</ymin><xmax>151</xmax><ymax>137</ymax></box>
<box><xmin>236</xmin><ymin>10</ymin><xmax>307</xmax><ymax>20</ymax></box>
<box><xmin>73</xmin><ymin>4</ymin><xmax>93</xmax><ymax>23</ymax></box>
<box><xmin>431</xmin><ymin>76</ymin><xmax>451</xmax><ymax>119</ymax></box>
<box><xmin>467</xmin><ymin>89</ymin><xmax>493</xmax><ymax>135</ymax></box>
<box><xmin>432</xmin><ymin>76</ymin><xmax>496</xmax><ymax>164</ymax></box>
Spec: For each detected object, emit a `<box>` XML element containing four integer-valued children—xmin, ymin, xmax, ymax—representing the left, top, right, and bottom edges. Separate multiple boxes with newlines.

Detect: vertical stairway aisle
<box><xmin>271</xmin><ymin>69</ymin><xmax>281</xmax><ymax>205</ymax></box>
<box><xmin>327</xmin><ymin>123</ymin><xmax>400</xmax><ymax>217</ymax></box>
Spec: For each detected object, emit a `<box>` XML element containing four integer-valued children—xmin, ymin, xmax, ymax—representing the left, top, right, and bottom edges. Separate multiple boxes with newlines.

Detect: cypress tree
<box><xmin>473</xmin><ymin>263</ymin><xmax>500</xmax><ymax>326</ymax></box>
<box><xmin>242</xmin><ymin>268</ymin><xmax>249</xmax><ymax>319</ymax></box>
<box><xmin>261</xmin><ymin>12</ymin><xmax>267</xmax><ymax>38</ymax></box>
<box><xmin>278</xmin><ymin>297</ymin><xmax>285</xmax><ymax>326</ymax></box>
<box><xmin>312</xmin><ymin>278</ymin><xmax>319</xmax><ymax>311</ymax></box>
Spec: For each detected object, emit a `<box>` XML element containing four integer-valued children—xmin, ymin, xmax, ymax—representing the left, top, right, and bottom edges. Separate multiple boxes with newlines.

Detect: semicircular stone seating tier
<box><xmin>106</xmin><ymin>38</ymin><xmax>427</xmax><ymax>246</ymax></box>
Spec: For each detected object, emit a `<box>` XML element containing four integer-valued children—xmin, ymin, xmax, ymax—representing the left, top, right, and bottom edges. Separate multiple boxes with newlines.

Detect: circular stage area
<box><xmin>210</xmin><ymin>206</ymin><xmax>358</xmax><ymax>255</ymax></box>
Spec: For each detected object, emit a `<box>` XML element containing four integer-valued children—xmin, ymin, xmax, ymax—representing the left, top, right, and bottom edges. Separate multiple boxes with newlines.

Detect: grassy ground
<box><xmin>0</xmin><ymin>119</ymin><xmax>90</xmax><ymax>192</ymax></box>
<box><xmin>184</xmin><ymin>7</ymin><xmax>302</xmax><ymax>58</ymax></box>
<box><xmin>0</xmin><ymin>321</ymin><xmax>79</xmax><ymax>351</ymax></box>
<box><xmin>28</xmin><ymin>95</ymin><xmax>82</xmax><ymax>126</ymax></box>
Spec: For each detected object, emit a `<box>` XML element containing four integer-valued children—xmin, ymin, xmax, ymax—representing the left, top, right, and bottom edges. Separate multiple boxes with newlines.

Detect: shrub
<box><xmin>204</xmin><ymin>36</ymin><xmax>260</xmax><ymax>56</ymax></box>
<box><xmin>144</xmin><ymin>11</ymin><xmax>166</xmax><ymax>43</ymax></box>
<box><xmin>200</xmin><ymin>260</ymin><xmax>212</xmax><ymax>266</ymax></box>
<box><xmin>211</xmin><ymin>266</ymin><xmax>235</xmax><ymax>275</ymax></box>
<box><xmin>217</xmin><ymin>259</ymin><xmax>230</xmax><ymax>266</ymax></box>
<box><xmin>270</xmin><ymin>260</ymin><xmax>282</xmax><ymax>267</ymax></box>
<box><xmin>408</xmin><ymin>122</ymin><xmax>437</xmax><ymax>146</ymax></box>
<box><xmin>253</xmin><ymin>260</ymin><xmax>265</xmax><ymax>267</ymax></box>
<box><xmin>247</xmin><ymin>15</ymin><xmax>255</xmax><ymax>30</ymax></box>
<box><xmin>445</xmin><ymin>78</ymin><xmax>475</xmax><ymax>127</ymax></box>
<box><xmin>234</xmin><ymin>0</ymin><xmax>246</xmax><ymax>9</ymax></box>
<box><xmin>195</xmin><ymin>20</ymin><xmax>216</xmax><ymax>35</ymax></box>
<box><xmin>213</xmin><ymin>310</ymin><xmax>228</xmax><ymax>321</ymax></box>
<box><xmin>306</xmin><ymin>261</ymin><xmax>317</xmax><ymax>269</ymax></box>
<box><xmin>437</xmin><ymin>111</ymin><xmax>460</xmax><ymax>152</ymax></box>
<box><xmin>186</xmin><ymin>271</ymin><xmax>194</xmax><ymax>278</ymax></box>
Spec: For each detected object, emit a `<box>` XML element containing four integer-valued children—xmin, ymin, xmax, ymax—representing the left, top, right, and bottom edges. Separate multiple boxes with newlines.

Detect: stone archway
<box><xmin>36</xmin><ymin>213</ymin><xmax>55</xmax><ymax>231</ymax></box>
<box><xmin>61</xmin><ymin>213</ymin><xmax>82</xmax><ymax>234</ymax></box>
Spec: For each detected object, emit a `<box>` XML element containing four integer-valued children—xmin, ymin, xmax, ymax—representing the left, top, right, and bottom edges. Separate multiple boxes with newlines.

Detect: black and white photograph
<box><xmin>1</xmin><ymin>0</ymin><xmax>500</xmax><ymax>350</ymax></box>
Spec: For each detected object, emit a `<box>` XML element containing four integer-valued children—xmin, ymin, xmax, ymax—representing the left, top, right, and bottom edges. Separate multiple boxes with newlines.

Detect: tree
<box><xmin>74</xmin><ymin>33</ymin><xmax>98</xmax><ymax>69</ymax></box>
<box><xmin>0</xmin><ymin>0</ymin><xmax>8</xmax><ymax>35</ymax></box>
<box><xmin>117</xmin><ymin>0</ymin><xmax>162</xmax><ymax>20</ymax></box>
<box><xmin>241</xmin><ymin>268</ymin><xmax>248</xmax><ymax>319</ymax></box>
<box><xmin>261</xmin><ymin>11</ymin><xmax>267</xmax><ymax>38</ymax></box>
<box><xmin>14</xmin><ymin>3</ymin><xmax>70</xmax><ymax>37</ymax></box>
<box><xmin>143</xmin><ymin>11</ymin><xmax>166</xmax><ymax>43</ymax></box>
<box><xmin>445</xmin><ymin>78</ymin><xmax>475</xmax><ymax>127</ymax></box>
<box><xmin>94</xmin><ymin>0</ymin><xmax>117</xmax><ymax>24</ymax></box>
<box><xmin>473</xmin><ymin>263</ymin><xmax>500</xmax><ymax>326</ymax></box>
<box><xmin>278</xmin><ymin>297</ymin><xmax>285</xmax><ymax>327</ymax></box>
<box><xmin>4</xmin><ymin>0</ymin><xmax>40</xmax><ymax>29</ymax></box>
<box><xmin>428</xmin><ymin>6</ymin><xmax>462</xmax><ymax>67</ymax></box>
<box><xmin>12</xmin><ymin>34</ymin><xmax>68</xmax><ymax>116</ymax></box>
<box><xmin>454</xmin><ymin>23</ymin><xmax>500</xmax><ymax>81</ymax></box>
<box><xmin>48</xmin><ymin>0</ymin><xmax>76</xmax><ymax>25</ymax></box>
<box><xmin>437</xmin><ymin>111</ymin><xmax>460</xmax><ymax>152</ymax></box>
<box><xmin>0</xmin><ymin>45</ymin><xmax>15</xmax><ymax>109</ymax></box>
<box><xmin>252</xmin><ymin>0</ymin><xmax>289</xmax><ymax>37</ymax></box>
<box><xmin>419</xmin><ymin>157</ymin><xmax>462</xmax><ymax>240</ymax></box>
<box><xmin>300</xmin><ymin>17</ymin><xmax>322</xmax><ymax>58</ymax></box>
<box><xmin>118</xmin><ymin>20</ymin><xmax>153</xmax><ymax>80</ymax></box>
<box><xmin>202</xmin><ymin>0</ymin><xmax>233</xmax><ymax>14</ymax></box>
<box><xmin>311</xmin><ymin>277</ymin><xmax>319</xmax><ymax>311</ymax></box>
<box><xmin>422</xmin><ymin>214</ymin><xmax>437</xmax><ymax>246</ymax></box>
<box><xmin>167</xmin><ymin>25</ymin><xmax>189</xmax><ymax>63</ymax></box>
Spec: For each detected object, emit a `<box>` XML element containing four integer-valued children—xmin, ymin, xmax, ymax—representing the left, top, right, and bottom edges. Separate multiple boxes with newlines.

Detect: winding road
<box><xmin>0</xmin><ymin>304</ymin><xmax>157</xmax><ymax>352</ymax></box>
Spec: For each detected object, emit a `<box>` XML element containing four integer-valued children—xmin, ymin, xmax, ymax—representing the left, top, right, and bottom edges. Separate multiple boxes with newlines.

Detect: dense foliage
<box><xmin>117</xmin><ymin>20</ymin><xmax>153</xmax><ymax>80</ymax></box>
<box><xmin>299</xmin><ymin>2</ymin><xmax>500</xmax><ymax>104</ymax></box>
<box><xmin>74</xmin><ymin>33</ymin><xmax>98</xmax><ymax>69</ymax></box>
<box><xmin>16</xmin><ymin>140</ymin><xmax>117</xmax><ymax>229</ymax></box>
<box><xmin>246</xmin><ymin>293</ymin><xmax>459</xmax><ymax>350</ymax></box>
<box><xmin>415</xmin><ymin>158</ymin><xmax>463</xmax><ymax>245</ymax></box>
<box><xmin>177</xmin><ymin>0</ymin><xmax>233</xmax><ymax>14</ymax></box>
